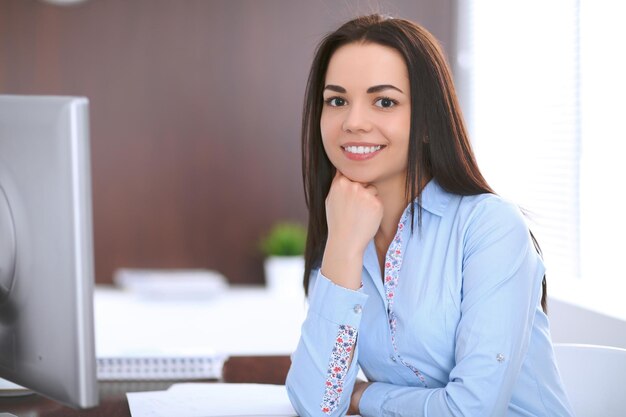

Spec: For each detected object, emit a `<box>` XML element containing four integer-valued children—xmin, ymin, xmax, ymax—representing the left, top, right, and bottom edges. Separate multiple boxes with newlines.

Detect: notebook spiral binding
<box><xmin>97</xmin><ymin>355</ymin><xmax>227</xmax><ymax>381</ymax></box>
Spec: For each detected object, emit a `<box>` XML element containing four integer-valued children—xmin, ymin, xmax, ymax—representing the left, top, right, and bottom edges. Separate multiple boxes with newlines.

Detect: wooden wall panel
<box><xmin>0</xmin><ymin>0</ymin><xmax>455</xmax><ymax>284</ymax></box>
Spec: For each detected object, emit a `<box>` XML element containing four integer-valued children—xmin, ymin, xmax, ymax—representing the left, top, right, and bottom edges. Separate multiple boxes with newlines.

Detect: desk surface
<box><xmin>0</xmin><ymin>356</ymin><xmax>292</xmax><ymax>417</ymax></box>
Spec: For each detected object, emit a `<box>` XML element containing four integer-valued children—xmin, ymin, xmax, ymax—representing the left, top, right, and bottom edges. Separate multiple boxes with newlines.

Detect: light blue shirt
<box><xmin>286</xmin><ymin>178</ymin><xmax>574</xmax><ymax>417</ymax></box>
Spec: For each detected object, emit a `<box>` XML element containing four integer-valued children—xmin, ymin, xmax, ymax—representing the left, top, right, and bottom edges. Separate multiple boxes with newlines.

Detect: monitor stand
<box><xmin>0</xmin><ymin>378</ymin><xmax>32</xmax><ymax>397</ymax></box>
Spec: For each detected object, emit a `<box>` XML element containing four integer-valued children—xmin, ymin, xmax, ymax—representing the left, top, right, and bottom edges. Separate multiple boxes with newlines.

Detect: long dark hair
<box><xmin>301</xmin><ymin>14</ymin><xmax>547</xmax><ymax>312</ymax></box>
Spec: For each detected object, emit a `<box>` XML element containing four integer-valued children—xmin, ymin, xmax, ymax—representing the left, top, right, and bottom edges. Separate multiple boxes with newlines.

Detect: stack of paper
<box><xmin>126</xmin><ymin>383</ymin><xmax>297</xmax><ymax>417</ymax></box>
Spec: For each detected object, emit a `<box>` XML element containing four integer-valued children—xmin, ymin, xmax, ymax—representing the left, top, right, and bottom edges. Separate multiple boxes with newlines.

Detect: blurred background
<box><xmin>0</xmin><ymin>0</ymin><xmax>455</xmax><ymax>285</ymax></box>
<box><xmin>1</xmin><ymin>0</ymin><xmax>625</xmax><ymax>344</ymax></box>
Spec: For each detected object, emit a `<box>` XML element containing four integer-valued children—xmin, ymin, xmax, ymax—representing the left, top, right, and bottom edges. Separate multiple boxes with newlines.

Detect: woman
<box><xmin>286</xmin><ymin>14</ymin><xmax>574</xmax><ymax>417</ymax></box>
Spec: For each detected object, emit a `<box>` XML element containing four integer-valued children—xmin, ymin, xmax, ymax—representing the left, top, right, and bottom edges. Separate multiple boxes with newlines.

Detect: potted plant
<box><xmin>259</xmin><ymin>222</ymin><xmax>307</xmax><ymax>297</ymax></box>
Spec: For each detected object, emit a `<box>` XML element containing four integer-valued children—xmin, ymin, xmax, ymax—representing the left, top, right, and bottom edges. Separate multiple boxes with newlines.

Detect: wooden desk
<box><xmin>0</xmin><ymin>356</ymin><xmax>292</xmax><ymax>417</ymax></box>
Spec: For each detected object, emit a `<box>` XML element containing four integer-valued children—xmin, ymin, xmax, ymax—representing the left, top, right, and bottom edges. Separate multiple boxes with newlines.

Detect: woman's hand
<box><xmin>348</xmin><ymin>379</ymin><xmax>373</xmax><ymax>415</ymax></box>
<box><xmin>321</xmin><ymin>170</ymin><xmax>383</xmax><ymax>290</ymax></box>
<box><xmin>325</xmin><ymin>170</ymin><xmax>383</xmax><ymax>254</ymax></box>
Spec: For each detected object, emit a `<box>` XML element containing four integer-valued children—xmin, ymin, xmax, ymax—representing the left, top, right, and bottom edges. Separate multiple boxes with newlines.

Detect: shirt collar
<box><xmin>411</xmin><ymin>177</ymin><xmax>453</xmax><ymax>217</ymax></box>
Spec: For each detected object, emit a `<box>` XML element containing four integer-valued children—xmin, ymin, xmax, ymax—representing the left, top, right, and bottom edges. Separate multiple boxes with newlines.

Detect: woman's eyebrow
<box><xmin>367</xmin><ymin>84</ymin><xmax>404</xmax><ymax>94</ymax></box>
<box><xmin>324</xmin><ymin>85</ymin><xmax>346</xmax><ymax>93</ymax></box>
<box><xmin>323</xmin><ymin>84</ymin><xmax>404</xmax><ymax>94</ymax></box>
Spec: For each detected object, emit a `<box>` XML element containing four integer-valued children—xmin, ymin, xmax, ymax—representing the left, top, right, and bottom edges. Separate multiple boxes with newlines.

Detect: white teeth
<box><xmin>344</xmin><ymin>145</ymin><xmax>382</xmax><ymax>154</ymax></box>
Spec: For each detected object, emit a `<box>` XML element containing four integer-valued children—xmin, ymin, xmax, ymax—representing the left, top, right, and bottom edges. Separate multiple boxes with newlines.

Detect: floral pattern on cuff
<box><xmin>320</xmin><ymin>324</ymin><xmax>357</xmax><ymax>414</ymax></box>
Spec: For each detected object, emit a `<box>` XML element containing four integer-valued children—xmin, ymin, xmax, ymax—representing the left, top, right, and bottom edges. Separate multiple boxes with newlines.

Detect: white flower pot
<box><xmin>264</xmin><ymin>256</ymin><xmax>305</xmax><ymax>299</ymax></box>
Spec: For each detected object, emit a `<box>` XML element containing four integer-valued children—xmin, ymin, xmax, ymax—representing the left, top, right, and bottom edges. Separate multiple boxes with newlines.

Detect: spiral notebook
<box><xmin>94</xmin><ymin>283</ymin><xmax>228</xmax><ymax>382</ymax></box>
<box><xmin>94</xmin><ymin>276</ymin><xmax>307</xmax><ymax>383</ymax></box>
<box><xmin>97</xmin><ymin>354</ymin><xmax>227</xmax><ymax>381</ymax></box>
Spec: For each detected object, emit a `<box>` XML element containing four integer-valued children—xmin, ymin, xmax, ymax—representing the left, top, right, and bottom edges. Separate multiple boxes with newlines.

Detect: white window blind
<box><xmin>456</xmin><ymin>1</ymin><xmax>626</xmax><ymax>318</ymax></box>
<box><xmin>578</xmin><ymin>0</ymin><xmax>626</xmax><ymax>308</ymax></box>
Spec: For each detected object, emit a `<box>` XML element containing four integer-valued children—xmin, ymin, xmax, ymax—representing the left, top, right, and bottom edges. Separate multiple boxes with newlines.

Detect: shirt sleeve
<box><xmin>359</xmin><ymin>198</ymin><xmax>545</xmax><ymax>417</ymax></box>
<box><xmin>286</xmin><ymin>268</ymin><xmax>369</xmax><ymax>417</ymax></box>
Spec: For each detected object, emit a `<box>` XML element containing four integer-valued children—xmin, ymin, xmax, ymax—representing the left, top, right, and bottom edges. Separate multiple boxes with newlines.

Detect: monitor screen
<box><xmin>0</xmin><ymin>95</ymin><xmax>99</xmax><ymax>408</ymax></box>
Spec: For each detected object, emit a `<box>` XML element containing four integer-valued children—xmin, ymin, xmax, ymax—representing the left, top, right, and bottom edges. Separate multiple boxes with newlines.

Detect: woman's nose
<box><xmin>342</xmin><ymin>102</ymin><xmax>373</xmax><ymax>133</ymax></box>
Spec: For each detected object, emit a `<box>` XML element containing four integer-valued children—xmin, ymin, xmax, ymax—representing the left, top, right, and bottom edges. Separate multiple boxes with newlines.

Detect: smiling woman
<box><xmin>286</xmin><ymin>14</ymin><xmax>574</xmax><ymax>417</ymax></box>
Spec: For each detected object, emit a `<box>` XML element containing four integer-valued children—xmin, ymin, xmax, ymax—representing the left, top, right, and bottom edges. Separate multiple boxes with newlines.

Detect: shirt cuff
<box><xmin>308</xmin><ymin>270</ymin><xmax>369</xmax><ymax>328</ymax></box>
<box><xmin>360</xmin><ymin>381</ymin><xmax>437</xmax><ymax>417</ymax></box>
<box><xmin>359</xmin><ymin>381</ymin><xmax>396</xmax><ymax>417</ymax></box>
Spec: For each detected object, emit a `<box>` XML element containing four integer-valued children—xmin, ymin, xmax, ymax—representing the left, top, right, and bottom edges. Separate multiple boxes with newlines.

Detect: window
<box><xmin>456</xmin><ymin>0</ymin><xmax>626</xmax><ymax>319</ymax></box>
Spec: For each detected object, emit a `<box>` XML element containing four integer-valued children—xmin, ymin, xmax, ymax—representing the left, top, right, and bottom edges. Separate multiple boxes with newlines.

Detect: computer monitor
<box><xmin>0</xmin><ymin>95</ymin><xmax>99</xmax><ymax>409</ymax></box>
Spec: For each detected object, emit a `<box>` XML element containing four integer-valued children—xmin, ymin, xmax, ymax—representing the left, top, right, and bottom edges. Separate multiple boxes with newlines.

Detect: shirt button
<box><xmin>496</xmin><ymin>353</ymin><xmax>505</xmax><ymax>363</ymax></box>
<box><xmin>353</xmin><ymin>304</ymin><xmax>362</xmax><ymax>314</ymax></box>
<box><xmin>390</xmin><ymin>355</ymin><xmax>397</xmax><ymax>362</ymax></box>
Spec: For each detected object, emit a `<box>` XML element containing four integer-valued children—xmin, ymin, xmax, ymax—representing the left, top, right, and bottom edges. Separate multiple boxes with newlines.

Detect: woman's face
<box><xmin>321</xmin><ymin>42</ymin><xmax>411</xmax><ymax>188</ymax></box>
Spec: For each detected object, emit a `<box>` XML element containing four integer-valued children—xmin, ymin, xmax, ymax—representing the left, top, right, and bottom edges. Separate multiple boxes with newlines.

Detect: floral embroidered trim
<box><xmin>384</xmin><ymin>208</ymin><xmax>428</xmax><ymax>387</ymax></box>
<box><xmin>320</xmin><ymin>324</ymin><xmax>357</xmax><ymax>414</ymax></box>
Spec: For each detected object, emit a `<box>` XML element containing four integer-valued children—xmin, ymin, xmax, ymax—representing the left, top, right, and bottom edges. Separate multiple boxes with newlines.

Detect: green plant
<box><xmin>259</xmin><ymin>222</ymin><xmax>307</xmax><ymax>257</ymax></box>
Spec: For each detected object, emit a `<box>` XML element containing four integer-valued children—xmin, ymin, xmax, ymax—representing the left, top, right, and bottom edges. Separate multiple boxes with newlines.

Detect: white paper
<box><xmin>126</xmin><ymin>383</ymin><xmax>297</xmax><ymax>417</ymax></box>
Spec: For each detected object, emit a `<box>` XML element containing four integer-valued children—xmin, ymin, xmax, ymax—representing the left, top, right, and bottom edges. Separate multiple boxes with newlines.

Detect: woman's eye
<box><xmin>324</xmin><ymin>97</ymin><xmax>346</xmax><ymax>107</ymax></box>
<box><xmin>375</xmin><ymin>97</ymin><xmax>398</xmax><ymax>108</ymax></box>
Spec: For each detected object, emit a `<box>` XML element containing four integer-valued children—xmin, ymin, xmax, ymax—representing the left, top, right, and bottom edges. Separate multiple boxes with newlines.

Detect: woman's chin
<box><xmin>340</xmin><ymin>171</ymin><xmax>375</xmax><ymax>185</ymax></box>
